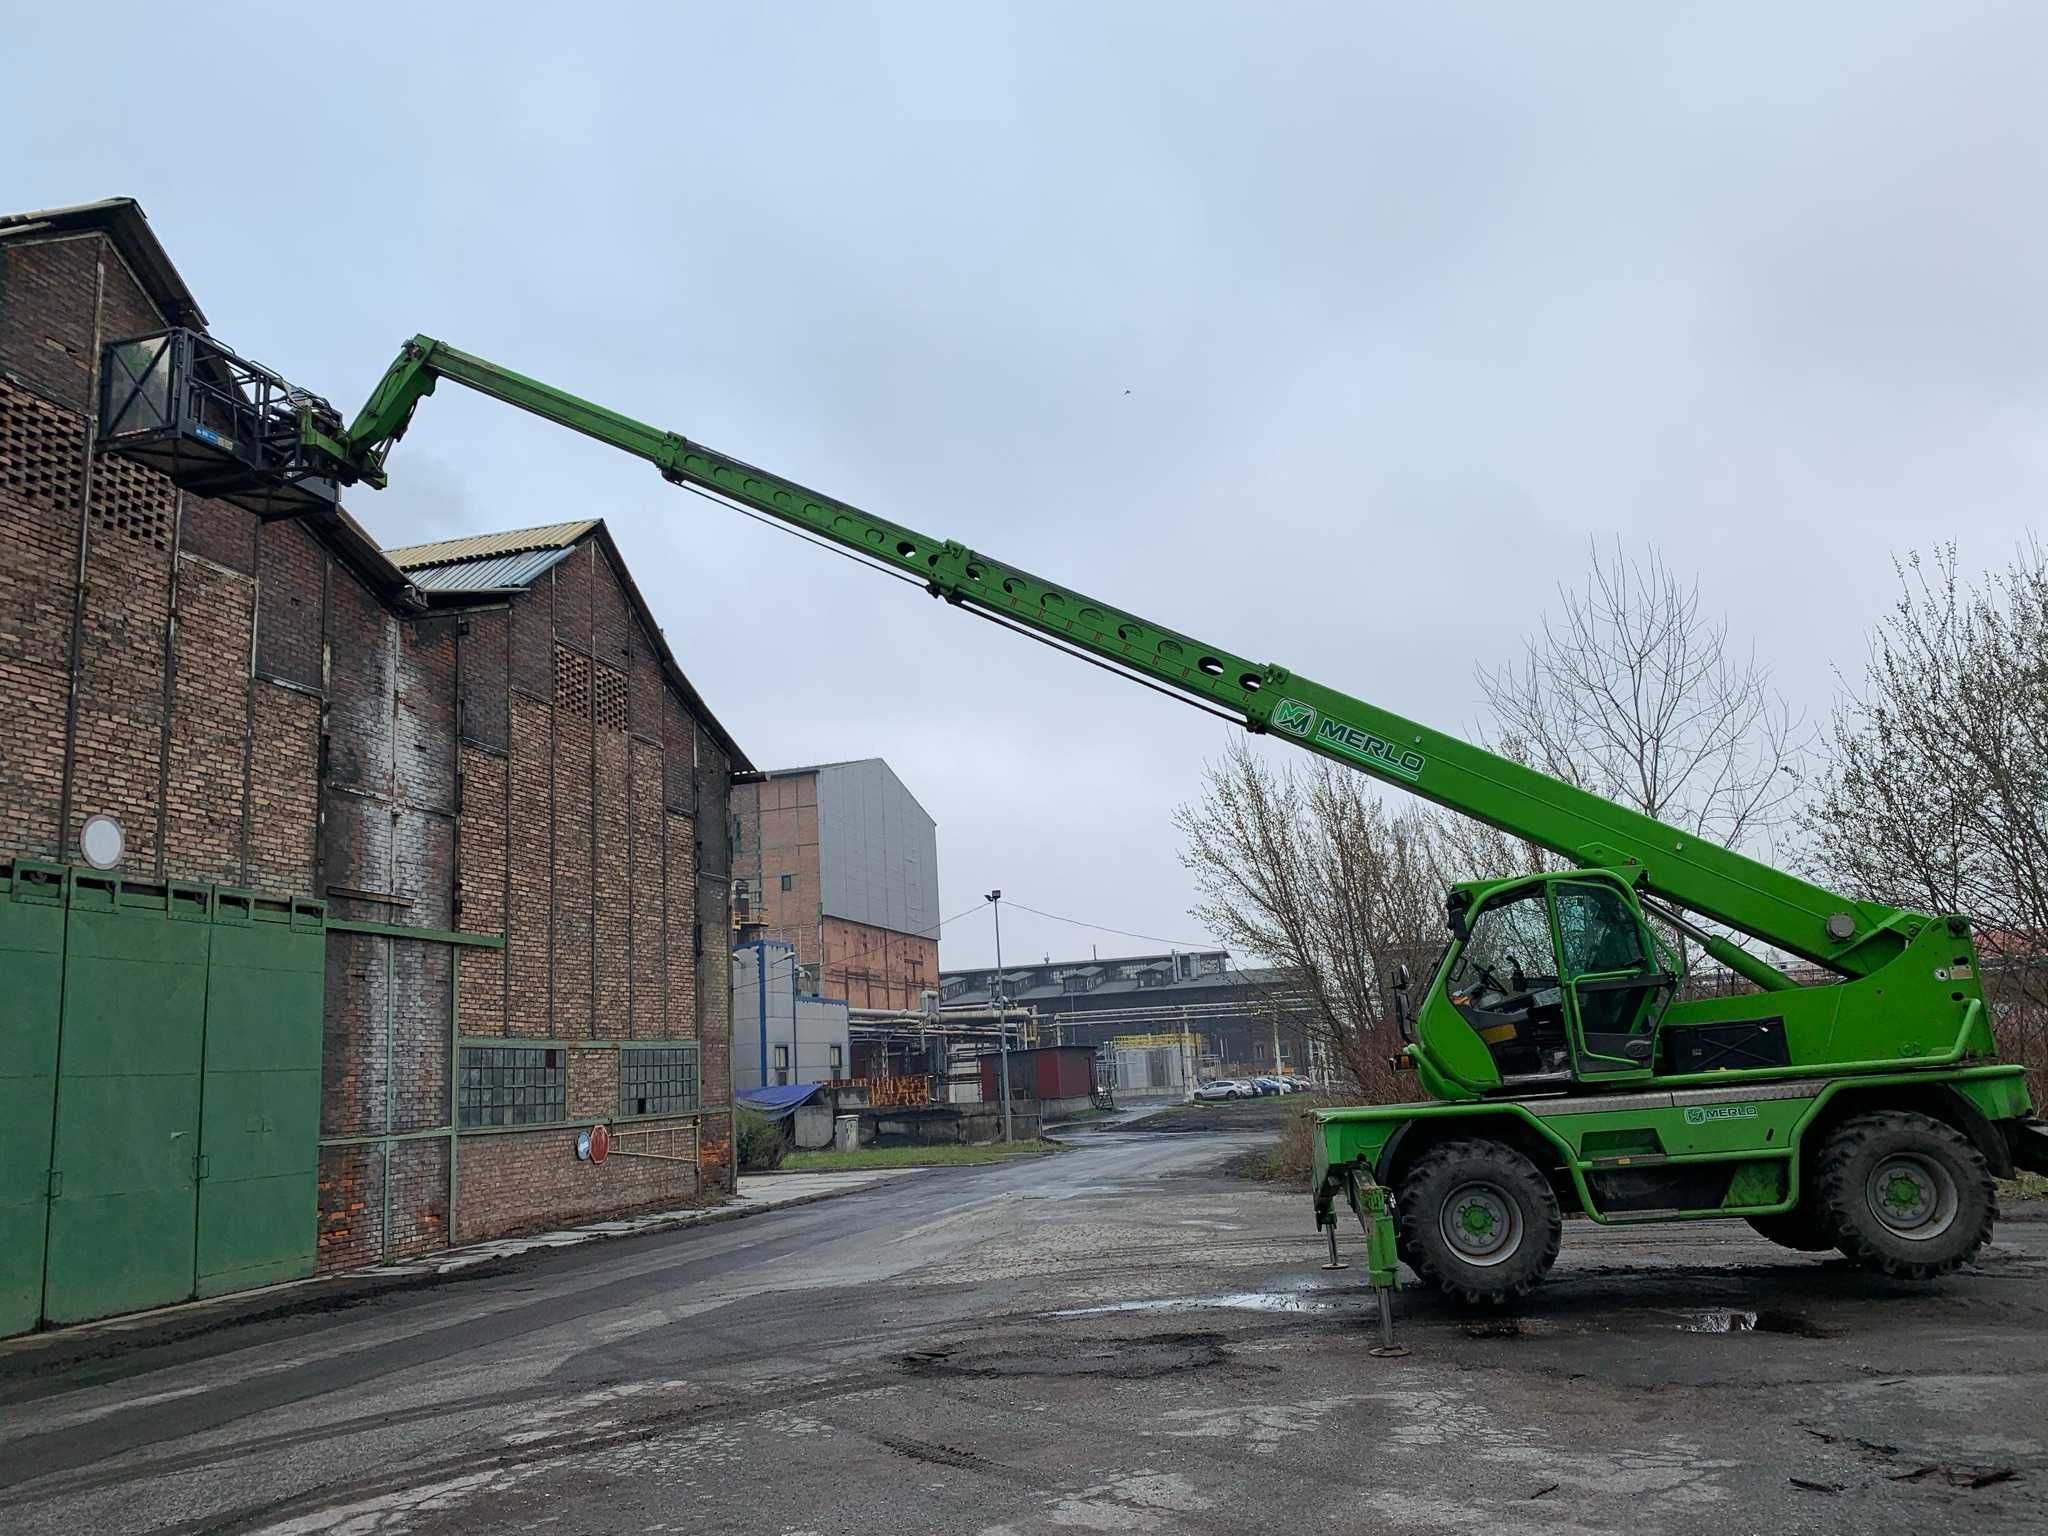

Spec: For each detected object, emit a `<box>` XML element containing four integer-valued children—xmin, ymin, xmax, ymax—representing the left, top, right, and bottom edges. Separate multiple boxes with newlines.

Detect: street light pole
<box><xmin>986</xmin><ymin>889</ymin><xmax>1011</xmax><ymax>1142</ymax></box>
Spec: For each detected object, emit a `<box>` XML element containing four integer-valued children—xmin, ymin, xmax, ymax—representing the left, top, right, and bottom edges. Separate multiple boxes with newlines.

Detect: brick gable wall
<box><xmin>1</xmin><ymin>227</ymin><xmax>739</xmax><ymax>1276</ymax></box>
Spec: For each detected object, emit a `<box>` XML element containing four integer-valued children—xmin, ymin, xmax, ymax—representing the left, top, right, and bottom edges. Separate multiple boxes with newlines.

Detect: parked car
<box><xmin>1252</xmin><ymin>1076</ymin><xmax>1289</xmax><ymax>1096</ymax></box>
<box><xmin>1194</xmin><ymin>1078</ymin><xmax>1252</xmax><ymax>1101</ymax></box>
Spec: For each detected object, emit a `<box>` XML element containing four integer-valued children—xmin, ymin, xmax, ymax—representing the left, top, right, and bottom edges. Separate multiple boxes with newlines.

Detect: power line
<box><xmin>750</xmin><ymin>898</ymin><xmax>990</xmax><ymax>981</ymax></box>
<box><xmin>951</xmin><ymin>902</ymin><xmax>1323</xmax><ymax>1026</ymax></box>
<box><xmin>996</xmin><ymin>898</ymin><xmax>1216</xmax><ymax>953</ymax></box>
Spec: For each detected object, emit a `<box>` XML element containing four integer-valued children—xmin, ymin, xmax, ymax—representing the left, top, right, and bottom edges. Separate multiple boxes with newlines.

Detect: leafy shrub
<box><xmin>736</xmin><ymin>1109</ymin><xmax>787</xmax><ymax>1171</ymax></box>
<box><xmin>1254</xmin><ymin>1092</ymin><xmax>1349</xmax><ymax>1188</ymax></box>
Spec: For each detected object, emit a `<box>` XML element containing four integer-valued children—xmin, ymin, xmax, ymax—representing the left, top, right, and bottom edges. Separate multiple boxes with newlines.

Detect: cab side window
<box><xmin>1448</xmin><ymin>889</ymin><xmax>1554</xmax><ymax>1000</ymax></box>
<box><xmin>1554</xmin><ymin>882</ymin><xmax>1646</xmax><ymax>977</ymax></box>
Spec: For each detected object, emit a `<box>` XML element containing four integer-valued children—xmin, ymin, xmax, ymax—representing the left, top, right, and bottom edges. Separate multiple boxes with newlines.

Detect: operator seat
<box><xmin>1464</xmin><ymin>955</ymin><xmax>1569</xmax><ymax>1076</ymax></box>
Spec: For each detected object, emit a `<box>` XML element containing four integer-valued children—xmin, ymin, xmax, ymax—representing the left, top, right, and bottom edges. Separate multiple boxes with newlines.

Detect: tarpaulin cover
<box><xmin>736</xmin><ymin>1084</ymin><xmax>825</xmax><ymax>1121</ymax></box>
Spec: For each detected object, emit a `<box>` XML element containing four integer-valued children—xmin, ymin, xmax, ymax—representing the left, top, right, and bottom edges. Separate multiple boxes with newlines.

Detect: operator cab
<box><xmin>1439</xmin><ymin>872</ymin><xmax>1678</xmax><ymax>1087</ymax></box>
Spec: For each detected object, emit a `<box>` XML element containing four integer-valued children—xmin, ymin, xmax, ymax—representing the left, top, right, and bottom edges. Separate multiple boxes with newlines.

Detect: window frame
<box><xmin>618</xmin><ymin>1044</ymin><xmax>702</xmax><ymax>1119</ymax></box>
<box><xmin>457</xmin><ymin>1045</ymin><xmax>567</xmax><ymax>1128</ymax></box>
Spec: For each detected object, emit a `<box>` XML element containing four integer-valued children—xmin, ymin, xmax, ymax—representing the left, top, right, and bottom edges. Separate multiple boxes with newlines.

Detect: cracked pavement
<box><xmin>0</xmin><ymin>1127</ymin><xmax>2042</xmax><ymax>1534</ymax></box>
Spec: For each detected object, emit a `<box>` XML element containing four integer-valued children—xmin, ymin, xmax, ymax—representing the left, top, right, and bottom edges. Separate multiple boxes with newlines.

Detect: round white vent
<box><xmin>79</xmin><ymin>814</ymin><xmax>126</xmax><ymax>870</ymax></box>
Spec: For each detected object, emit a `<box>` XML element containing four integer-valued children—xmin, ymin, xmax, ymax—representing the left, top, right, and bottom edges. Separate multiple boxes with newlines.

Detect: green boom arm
<box><xmin>327</xmin><ymin>335</ymin><xmax>1915</xmax><ymax>979</ymax></box>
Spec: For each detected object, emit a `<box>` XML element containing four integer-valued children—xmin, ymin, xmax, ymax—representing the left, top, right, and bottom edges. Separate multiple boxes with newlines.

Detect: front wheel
<box><xmin>1817</xmin><ymin>1111</ymin><xmax>1995</xmax><ymax>1279</ymax></box>
<box><xmin>1396</xmin><ymin>1139</ymin><xmax>1562</xmax><ymax>1305</ymax></box>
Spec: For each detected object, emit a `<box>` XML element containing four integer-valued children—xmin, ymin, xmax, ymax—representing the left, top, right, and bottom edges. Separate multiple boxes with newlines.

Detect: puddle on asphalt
<box><xmin>1050</xmin><ymin>1289</ymin><xmax>1348</xmax><ymax>1318</ymax></box>
<box><xmin>1679</xmin><ymin>1309</ymin><xmax>1834</xmax><ymax>1337</ymax></box>
<box><xmin>1683</xmin><ymin>1310</ymin><xmax>1760</xmax><ymax>1333</ymax></box>
<box><xmin>903</xmin><ymin>1332</ymin><xmax>1227</xmax><ymax>1379</ymax></box>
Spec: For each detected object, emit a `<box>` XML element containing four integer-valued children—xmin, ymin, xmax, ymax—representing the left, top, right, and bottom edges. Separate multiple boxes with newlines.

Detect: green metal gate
<box><xmin>195</xmin><ymin>893</ymin><xmax>325</xmax><ymax>1298</ymax></box>
<box><xmin>42</xmin><ymin>874</ymin><xmax>212</xmax><ymax>1324</ymax></box>
<box><xmin>0</xmin><ymin>866</ymin><xmax>65</xmax><ymax>1336</ymax></box>
<box><xmin>0</xmin><ymin>863</ymin><xmax>325</xmax><ymax>1334</ymax></box>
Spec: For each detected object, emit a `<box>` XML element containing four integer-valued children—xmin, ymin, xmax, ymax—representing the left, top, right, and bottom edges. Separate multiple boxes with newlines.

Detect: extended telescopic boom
<box><xmin>321</xmin><ymin>335</ymin><xmax>1917</xmax><ymax>982</ymax></box>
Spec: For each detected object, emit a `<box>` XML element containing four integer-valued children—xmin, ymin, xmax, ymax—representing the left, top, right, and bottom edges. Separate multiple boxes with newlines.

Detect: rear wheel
<box><xmin>1396</xmin><ymin>1139</ymin><xmax>1562</xmax><ymax>1305</ymax></box>
<box><xmin>1745</xmin><ymin>1204</ymin><xmax>1837</xmax><ymax>1252</ymax></box>
<box><xmin>1817</xmin><ymin>1111</ymin><xmax>1995</xmax><ymax>1279</ymax></box>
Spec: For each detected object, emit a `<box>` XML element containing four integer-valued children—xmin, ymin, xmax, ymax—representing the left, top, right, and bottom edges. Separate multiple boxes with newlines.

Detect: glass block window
<box><xmin>458</xmin><ymin>1046</ymin><xmax>566</xmax><ymax>1127</ymax></box>
<box><xmin>620</xmin><ymin>1045</ymin><xmax>701</xmax><ymax>1117</ymax></box>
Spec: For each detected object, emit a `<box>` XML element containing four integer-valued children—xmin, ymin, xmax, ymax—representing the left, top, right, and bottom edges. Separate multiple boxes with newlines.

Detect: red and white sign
<box><xmin>587</xmin><ymin>1122</ymin><xmax>610</xmax><ymax>1165</ymax></box>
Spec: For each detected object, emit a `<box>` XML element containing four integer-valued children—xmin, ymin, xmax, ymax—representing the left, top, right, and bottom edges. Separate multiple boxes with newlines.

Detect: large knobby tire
<box><xmin>1745</xmin><ymin>1205</ymin><xmax>1838</xmax><ymax>1253</ymax></box>
<box><xmin>1396</xmin><ymin>1139</ymin><xmax>1562</xmax><ymax>1305</ymax></box>
<box><xmin>1817</xmin><ymin>1111</ymin><xmax>1996</xmax><ymax>1279</ymax></box>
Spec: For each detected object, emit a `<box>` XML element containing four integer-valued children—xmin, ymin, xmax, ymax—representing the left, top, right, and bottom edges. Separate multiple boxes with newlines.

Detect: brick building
<box><xmin>0</xmin><ymin>199</ymin><xmax>744</xmax><ymax>1289</ymax></box>
<box><xmin>731</xmin><ymin>758</ymin><xmax>939</xmax><ymax>1009</ymax></box>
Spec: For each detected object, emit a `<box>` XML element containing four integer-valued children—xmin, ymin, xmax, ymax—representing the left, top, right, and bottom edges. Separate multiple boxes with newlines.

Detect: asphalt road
<box><xmin>1</xmin><ymin>1127</ymin><xmax>2043</xmax><ymax>1535</ymax></box>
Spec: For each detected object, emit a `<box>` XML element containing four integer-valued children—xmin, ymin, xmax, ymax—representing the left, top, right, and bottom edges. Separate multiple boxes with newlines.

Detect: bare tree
<box><xmin>1805</xmin><ymin>543</ymin><xmax>2048</xmax><ymax>1094</ymax></box>
<box><xmin>1176</xmin><ymin>544</ymin><xmax>1816</xmax><ymax>1092</ymax></box>
<box><xmin>1426</xmin><ymin>810</ymin><xmax>1557</xmax><ymax>885</ymax></box>
<box><xmin>1478</xmin><ymin>541</ymin><xmax>1807</xmax><ymax>854</ymax></box>
<box><xmin>1174</xmin><ymin>741</ymin><xmax>1448</xmax><ymax>1101</ymax></box>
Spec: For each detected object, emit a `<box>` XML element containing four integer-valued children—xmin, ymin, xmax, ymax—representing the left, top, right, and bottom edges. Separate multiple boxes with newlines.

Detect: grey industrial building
<box><xmin>732</xmin><ymin>937</ymin><xmax>852</xmax><ymax>1089</ymax></box>
<box><xmin>731</xmin><ymin>758</ymin><xmax>940</xmax><ymax>1011</ymax></box>
<box><xmin>939</xmin><ymin>949</ymin><xmax>1322</xmax><ymax>1079</ymax></box>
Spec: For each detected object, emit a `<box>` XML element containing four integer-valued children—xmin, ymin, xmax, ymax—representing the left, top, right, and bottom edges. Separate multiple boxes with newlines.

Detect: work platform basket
<box><xmin>97</xmin><ymin>327</ymin><xmax>345</xmax><ymax>519</ymax></box>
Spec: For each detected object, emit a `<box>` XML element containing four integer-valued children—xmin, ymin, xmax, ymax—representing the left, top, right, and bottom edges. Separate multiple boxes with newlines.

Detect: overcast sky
<box><xmin>12</xmin><ymin>3</ymin><xmax>2045</xmax><ymax>969</ymax></box>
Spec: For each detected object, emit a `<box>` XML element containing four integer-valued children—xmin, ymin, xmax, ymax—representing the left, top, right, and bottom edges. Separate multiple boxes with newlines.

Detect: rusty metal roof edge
<box><xmin>386</xmin><ymin>518</ymin><xmax>598</xmax><ymax>570</ymax></box>
<box><xmin>309</xmin><ymin>505</ymin><xmax>429</xmax><ymax>613</ymax></box>
<box><xmin>402</xmin><ymin>546</ymin><xmax>580</xmax><ymax>592</ymax></box>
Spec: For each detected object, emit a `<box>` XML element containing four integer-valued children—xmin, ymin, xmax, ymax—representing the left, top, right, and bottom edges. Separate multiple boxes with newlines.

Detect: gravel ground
<box><xmin>0</xmin><ymin>1127</ymin><xmax>2041</xmax><ymax>1535</ymax></box>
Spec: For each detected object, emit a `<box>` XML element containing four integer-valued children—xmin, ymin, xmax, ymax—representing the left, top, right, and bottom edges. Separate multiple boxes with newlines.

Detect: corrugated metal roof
<box><xmin>378</xmin><ymin>516</ymin><xmax>752</xmax><ymax>771</ymax></box>
<box><xmin>402</xmin><ymin>546</ymin><xmax>579</xmax><ymax>592</ymax></box>
<box><xmin>386</xmin><ymin>520</ymin><xmax>597</xmax><ymax>571</ymax></box>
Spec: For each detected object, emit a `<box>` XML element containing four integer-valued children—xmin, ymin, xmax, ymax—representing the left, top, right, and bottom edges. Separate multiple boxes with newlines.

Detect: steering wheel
<box><xmin>1472</xmin><ymin>962</ymin><xmax>1503</xmax><ymax>996</ymax></box>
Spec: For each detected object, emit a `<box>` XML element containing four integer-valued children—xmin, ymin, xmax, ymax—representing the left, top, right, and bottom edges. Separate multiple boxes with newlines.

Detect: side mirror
<box><xmin>1391</xmin><ymin>963</ymin><xmax>1414</xmax><ymax>1043</ymax></box>
<box><xmin>1445</xmin><ymin>890</ymin><xmax>1472</xmax><ymax>939</ymax></box>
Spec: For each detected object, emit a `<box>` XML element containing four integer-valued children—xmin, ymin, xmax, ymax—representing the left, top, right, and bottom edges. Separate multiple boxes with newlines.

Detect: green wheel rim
<box><xmin>1864</xmin><ymin>1153</ymin><xmax>1959</xmax><ymax>1242</ymax></box>
<box><xmin>1440</xmin><ymin>1180</ymin><xmax>1524</xmax><ymax>1267</ymax></box>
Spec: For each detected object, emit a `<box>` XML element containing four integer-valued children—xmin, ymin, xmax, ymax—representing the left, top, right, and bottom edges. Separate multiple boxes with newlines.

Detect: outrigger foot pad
<box><xmin>1321</xmin><ymin>1223</ymin><xmax>1349</xmax><ymax>1270</ymax></box>
<box><xmin>1368</xmin><ymin>1285</ymin><xmax>1409</xmax><ymax>1357</ymax></box>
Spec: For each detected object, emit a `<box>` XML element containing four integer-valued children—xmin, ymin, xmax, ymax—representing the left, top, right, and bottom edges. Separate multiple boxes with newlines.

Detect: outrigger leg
<box><xmin>1353</xmin><ymin>1177</ymin><xmax>1407</xmax><ymax>1358</ymax></box>
<box><xmin>1320</xmin><ymin>1219</ymin><xmax>1349</xmax><ymax>1270</ymax></box>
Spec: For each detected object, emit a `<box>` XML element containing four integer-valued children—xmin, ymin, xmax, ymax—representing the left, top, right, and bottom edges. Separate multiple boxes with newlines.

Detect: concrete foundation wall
<box><xmin>1039</xmin><ymin>1095</ymin><xmax>1096</xmax><ymax>1120</ymax></box>
<box><xmin>792</xmin><ymin>1102</ymin><xmax>836</xmax><ymax>1150</ymax></box>
<box><xmin>863</xmin><ymin>1103</ymin><xmax>1041</xmax><ymax>1146</ymax></box>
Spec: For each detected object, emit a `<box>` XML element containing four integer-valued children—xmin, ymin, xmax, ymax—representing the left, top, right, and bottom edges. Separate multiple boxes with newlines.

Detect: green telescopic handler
<box><xmin>97</xmin><ymin>327</ymin><xmax>2048</xmax><ymax>1341</ymax></box>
